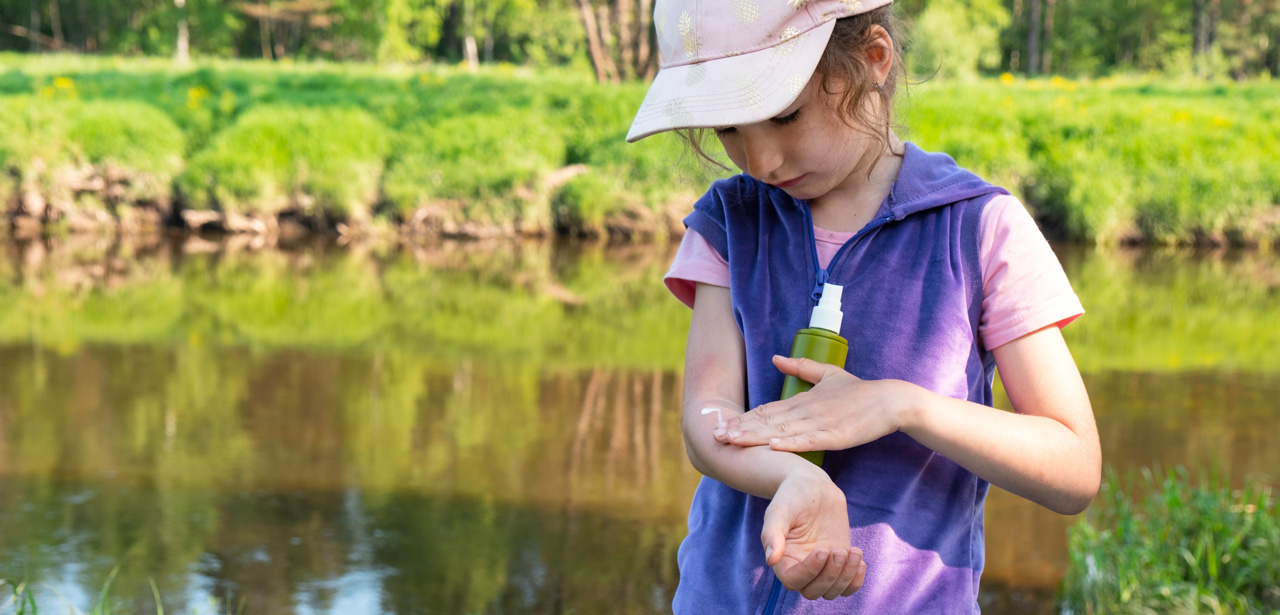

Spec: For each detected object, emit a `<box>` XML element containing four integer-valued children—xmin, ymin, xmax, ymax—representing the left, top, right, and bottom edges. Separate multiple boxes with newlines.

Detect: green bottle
<box><xmin>779</xmin><ymin>282</ymin><xmax>848</xmax><ymax>466</ymax></box>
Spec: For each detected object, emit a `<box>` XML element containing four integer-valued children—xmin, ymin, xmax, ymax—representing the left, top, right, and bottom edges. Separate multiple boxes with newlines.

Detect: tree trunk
<box><xmin>596</xmin><ymin>3</ymin><xmax>618</xmax><ymax>82</ymax></box>
<box><xmin>635</xmin><ymin>0</ymin><xmax>654</xmax><ymax>78</ymax></box>
<box><xmin>76</xmin><ymin>0</ymin><xmax>87</xmax><ymax>50</ymax></box>
<box><xmin>464</xmin><ymin>35</ymin><xmax>479</xmax><ymax>70</ymax></box>
<box><xmin>174</xmin><ymin>0</ymin><xmax>190</xmax><ymax>64</ymax></box>
<box><xmin>575</xmin><ymin>0</ymin><xmax>615</xmax><ymax>83</ymax></box>
<box><xmin>1041</xmin><ymin>0</ymin><xmax>1056</xmax><ymax>73</ymax></box>
<box><xmin>1027</xmin><ymin>0</ymin><xmax>1041</xmax><ymax>75</ymax></box>
<box><xmin>483</xmin><ymin>14</ymin><xmax>494</xmax><ymax>63</ymax></box>
<box><xmin>259</xmin><ymin>16</ymin><xmax>272</xmax><ymax>59</ymax></box>
<box><xmin>463</xmin><ymin>0</ymin><xmax>479</xmax><ymax>71</ymax></box>
<box><xmin>48</xmin><ymin>0</ymin><xmax>64</xmax><ymax>48</ymax></box>
<box><xmin>1193</xmin><ymin>0</ymin><xmax>1207</xmax><ymax>57</ymax></box>
<box><xmin>29</xmin><ymin>0</ymin><xmax>41</xmax><ymax>52</ymax></box>
<box><xmin>617</xmin><ymin>0</ymin><xmax>634</xmax><ymax>80</ymax></box>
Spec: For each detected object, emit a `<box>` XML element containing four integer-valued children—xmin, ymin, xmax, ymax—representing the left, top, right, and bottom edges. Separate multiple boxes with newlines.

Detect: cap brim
<box><xmin>626</xmin><ymin>18</ymin><xmax>836</xmax><ymax>143</ymax></box>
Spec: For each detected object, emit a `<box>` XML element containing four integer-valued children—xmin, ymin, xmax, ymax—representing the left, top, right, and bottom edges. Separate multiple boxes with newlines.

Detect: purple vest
<box><xmin>677</xmin><ymin>143</ymin><xmax>1009</xmax><ymax>615</ymax></box>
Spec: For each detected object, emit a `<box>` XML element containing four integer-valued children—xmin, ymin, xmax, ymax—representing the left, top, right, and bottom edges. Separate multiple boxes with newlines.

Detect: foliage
<box><xmin>1062</xmin><ymin>468</ymin><xmax>1280</xmax><ymax>615</ymax></box>
<box><xmin>382</xmin><ymin>106</ymin><xmax>565</xmax><ymax>228</ymax></box>
<box><xmin>0</xmin><ymin>94</ymin><xmax>183</xmax><ymax>209</ymax></box>
<box><xmin>2</xmin><ymin>58</ymin><xmax>1279</xmax><ymax>244</ymax></box>
<box><xmin>178</xmin><ymin>105</ymin><xmax>390</xmax><ymax>218</ymax></box>
<box><xmin>904</xmin><ymin>78</ymin><xmax>1280</xmax><ymax>246</ymax></box>
<box><xmin>910</xmin><ymin>0</ymin><xmax>1011</xmax><ymax>81</ymax></box>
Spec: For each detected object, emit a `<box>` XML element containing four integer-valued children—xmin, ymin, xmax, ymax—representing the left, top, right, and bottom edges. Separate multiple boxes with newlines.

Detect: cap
<box><xmin>627</xmin><ymin>0</ymin><xmax>893</xmax><ymax>142</ymax></box>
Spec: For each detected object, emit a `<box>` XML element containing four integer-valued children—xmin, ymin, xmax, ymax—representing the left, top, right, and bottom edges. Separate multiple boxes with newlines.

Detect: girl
<box><xmin>626</xmin><ymin>1</ymin><xmax>1101</xmax><ymax>614</ymax></box>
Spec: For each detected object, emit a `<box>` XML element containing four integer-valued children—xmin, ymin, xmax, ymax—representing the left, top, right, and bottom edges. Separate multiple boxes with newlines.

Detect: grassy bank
<box><xmin>1</xmin><ymin>55</ymin><xmax>1278</xmax><ymax>245</ymax></box>
<box><xmin>1062</xmin><ymin>468</ymin><xmax>1280</xmax><ymax>614</ymax></box>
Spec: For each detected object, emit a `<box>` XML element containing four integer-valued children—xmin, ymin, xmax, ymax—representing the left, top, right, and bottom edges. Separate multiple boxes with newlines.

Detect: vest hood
<box><xmin>884</xmin><ymin>142</ymin><xmax>1003</xmax><ymax>221</ymax></box>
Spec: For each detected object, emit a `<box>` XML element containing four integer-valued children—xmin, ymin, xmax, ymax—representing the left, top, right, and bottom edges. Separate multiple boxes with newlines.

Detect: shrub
<box><xmin>0</xmin><ymin>96</ymin><xmax>183</xmax><ymax>212</ymax></box>
<box><xmin>382</xmin><ymin>107</ymin><xmax>566</xmax><ymax>230</ymax></box>
<box><xmin>552</xmin><ymin>169</ymin><xmax>634</xmax><ymax>236</ymax></box>
<box><xmin>179</xmin><ymin>105</ymin><xmax>390</xmax><ymax>219</ymax></box>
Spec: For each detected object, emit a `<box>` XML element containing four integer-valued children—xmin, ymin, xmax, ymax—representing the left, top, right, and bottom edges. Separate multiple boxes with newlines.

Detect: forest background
<box><xmin>5</xmin><ymin>0</ymin><xmax>1279</xmax><ymax>85</ymax></box>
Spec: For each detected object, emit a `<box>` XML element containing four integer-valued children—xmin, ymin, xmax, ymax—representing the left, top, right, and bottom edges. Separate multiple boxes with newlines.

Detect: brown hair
<box><xmin>675</xmin><ymin>6</ymin><xmax>906</xmax><ymax>172</ymax></box>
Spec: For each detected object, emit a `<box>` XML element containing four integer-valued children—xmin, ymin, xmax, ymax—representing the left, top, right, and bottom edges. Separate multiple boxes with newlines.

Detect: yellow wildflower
<box><xmin>999</xmin><ymin>72</ymin><xmax>1015</xmax><ymax>85</ymax></box>
<box><xmin>1211</xmin><ymin>116</ymin><xmax>1231</xmax><ymax>129</ymax></box>
<box><xmin>1172</xmin><ymin>110</ymin><xmax>1191</xmax><ymax>124</ymax></box>
<box><xmin>53</xmin><ymin>77</ymin><xmax>74</xmax><ymax>89</ymax></box>
<box><xmin>187</xmin><ymin>86</ymin><xmax>211</xmax><ymax>110</ymax></box>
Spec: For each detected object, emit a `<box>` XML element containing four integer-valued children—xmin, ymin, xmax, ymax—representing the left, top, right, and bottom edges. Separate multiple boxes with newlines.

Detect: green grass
<box><xmin>178</xmin><ymin>105</ymin><xmax>390</xmax><ymax>219</ymax></box>
<box><xmin>1</xmin><ymin>56</ymin><xmax>1278</xmax><ymax>243</ymax></box>
<box><xmin>1062</xmin><ymin>468</ymin><xmax>1280</xmax><ymax>615</ymax></box>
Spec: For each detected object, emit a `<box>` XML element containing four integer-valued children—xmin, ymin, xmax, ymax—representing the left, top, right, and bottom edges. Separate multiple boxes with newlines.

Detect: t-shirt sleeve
<box><xmin>979</xmin><ymin>194</ymin><xmax>1085</xmax><ymax>350</ymax></box>
<box><xmin>664</xmin><ymin>228</ymin><xmax>731</xmax><ymax>309</ymax></box>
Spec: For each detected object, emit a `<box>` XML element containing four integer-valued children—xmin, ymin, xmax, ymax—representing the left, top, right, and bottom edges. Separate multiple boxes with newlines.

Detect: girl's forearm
<box><xmin>898</xmin><ymin>385</ymin><xmax>1100</xmax><ymax>515</ymax></box>
<box><xmin>683</xmin><ymin>398</ymin><xmax>827</xmax><ymax>499</ymax></box>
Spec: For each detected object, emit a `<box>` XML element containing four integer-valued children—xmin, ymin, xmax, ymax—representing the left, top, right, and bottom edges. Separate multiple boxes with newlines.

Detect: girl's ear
<box><xmin>865</xmin><ymin>25</ymin><xmax>894</xmax><ymax>86</ymax></box>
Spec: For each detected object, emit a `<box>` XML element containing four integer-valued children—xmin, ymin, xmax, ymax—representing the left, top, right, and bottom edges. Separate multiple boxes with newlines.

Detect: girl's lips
<box><xmin>773</xmin><ymin>174</ymin><xmax>806</xmax><ymax>189</ymax></box>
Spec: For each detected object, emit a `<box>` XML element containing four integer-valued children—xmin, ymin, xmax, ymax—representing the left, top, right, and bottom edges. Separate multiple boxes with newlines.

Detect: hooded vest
<box><xmin>676</xmin><ymin>143</ymin><xmax>1009</xmax><ymax>615</ymax></box>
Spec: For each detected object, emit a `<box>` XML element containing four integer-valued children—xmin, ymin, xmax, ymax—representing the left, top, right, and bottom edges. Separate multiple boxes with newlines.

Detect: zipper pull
<box><xmin>811</xmin><ymin>268</ymin><xmax>829</xmax><ymax>302</ymax></box>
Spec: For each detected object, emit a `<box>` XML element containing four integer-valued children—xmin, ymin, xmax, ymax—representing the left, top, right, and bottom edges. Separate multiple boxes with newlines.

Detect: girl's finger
<box><xmin>769</xmin><ymin>430</ymin><xmax>827</xmax><ymax>452</ymax></box>
<box><xmin>841</xmin><ymin>556</ymin><xmax>867</xmax><ymax>597</ymax></box>
<box><xmin>812</xmin><ymin>549</ymin><xmax>851</xmax><ymax>600</ymax></box>
<box><xmin>728</xmin><ymin>417</ymin><xmax>818</xmax><ymax>447</ymax></box>
<box><xmin>776</xmin><ymin>548</ymin><xmax>828</xmax><ymax>592</ymax></box>
<box><xmin>772</xmin><ymin>354</ymin><xmax>838</xmax><ymax>385</ymax></box>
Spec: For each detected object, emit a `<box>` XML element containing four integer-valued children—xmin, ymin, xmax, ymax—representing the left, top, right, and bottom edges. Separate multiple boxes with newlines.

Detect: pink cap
<box><xmin>627</xmin><ymin>0</ymin><xmax>893</xmax><ymax>142</ymax></box>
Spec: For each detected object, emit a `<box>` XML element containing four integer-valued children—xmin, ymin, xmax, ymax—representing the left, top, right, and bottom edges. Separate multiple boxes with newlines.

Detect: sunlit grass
<box><xmin>1062</xmin><ymin>468</ymin><xmax>1280</xmax><ymax>615</ymax></box>
<box><xmin>2</xmin><ymin>56</ymin><xmax>1276</xmax><ymax>244</ymax></box>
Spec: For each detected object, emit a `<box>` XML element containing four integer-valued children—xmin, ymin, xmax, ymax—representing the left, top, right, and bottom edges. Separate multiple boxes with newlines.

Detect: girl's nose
<box><xmin>741</xmin><ymin>133</ymin><xmax>783</xmax><ymax>180</ymax></box>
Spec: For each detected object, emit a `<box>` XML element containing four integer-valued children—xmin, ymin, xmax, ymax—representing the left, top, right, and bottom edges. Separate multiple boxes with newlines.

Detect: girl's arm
<box><xmin>683</xmin><ymin>283</ymin><xmax>866</xmax><ymax>600</ymax></box>
<box><xmin>716</xmin><ymin>324</ymin><xmax>1101</xmax><ymax>515</ymax></box>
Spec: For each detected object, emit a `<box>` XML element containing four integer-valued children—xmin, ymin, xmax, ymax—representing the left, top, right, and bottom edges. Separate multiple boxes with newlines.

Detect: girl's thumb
<box><xmin>760</xmin><ymin>506</ymin><xmax>788</xmax><ymax>566</ymax></box>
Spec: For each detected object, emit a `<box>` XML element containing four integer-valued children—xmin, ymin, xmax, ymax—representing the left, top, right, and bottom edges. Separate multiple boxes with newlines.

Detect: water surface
<box><xmin>1</xmin><ymin>236</ymin><xmax>1277</xmax><ymax>614</ymax></box>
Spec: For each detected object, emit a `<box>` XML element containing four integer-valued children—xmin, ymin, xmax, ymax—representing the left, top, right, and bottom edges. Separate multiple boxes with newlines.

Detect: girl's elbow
<box><xmin>1053</xmin><ymin>466</ymin><xmax>1102</xmax><ymax>516</ymax></box>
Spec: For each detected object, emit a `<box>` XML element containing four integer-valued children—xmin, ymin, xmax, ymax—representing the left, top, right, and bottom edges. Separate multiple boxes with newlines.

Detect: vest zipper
<box><xmin>762</xmin><ymin>577</ymin><xmax>783</xmax><ymax>615</ymax></box>
<box><xmin>768</xmin><ymin>205</ymin><xmax>895</xmax><ymax>614</ymax></box>
<box><xmin>802</xmin><ymin>205</ymin><xmax>896</xmax><ymax>303</ymax></box>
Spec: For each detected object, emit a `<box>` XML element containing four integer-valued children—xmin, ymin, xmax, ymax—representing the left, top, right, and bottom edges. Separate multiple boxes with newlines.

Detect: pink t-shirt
<box><xmin>664</xmin><ymin>194</ymin><xmax>1083</xmax><ymax>349</ymax></box>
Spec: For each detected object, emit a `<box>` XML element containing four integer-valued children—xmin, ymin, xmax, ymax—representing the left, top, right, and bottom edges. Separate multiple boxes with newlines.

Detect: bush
<box><xmin>552</xmin><ymin>169</ymin><xmax>634</xmax><ymax>236</ymax></box>
<box><xmin>382</xmin><ymin>107</ymin><xmax>566</xmax><ymax>230</ymax></box>
<box><xmin>179</xmin><ymin>105</ymin><xmax>390</xmax><ymax>219</ymax></box>
<box><xmin>1062</xmin><ymin>468</ymin><xmax>1280</xmax><ymax>615</ymax></box>
<box><xmin>0</xmin><ymin>95</ymin><xmax>183</xmax><ymax>212</ymax></box>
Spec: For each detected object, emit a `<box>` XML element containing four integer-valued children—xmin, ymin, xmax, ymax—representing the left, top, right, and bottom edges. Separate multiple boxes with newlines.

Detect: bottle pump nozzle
<box><xmin>808</xmin><ymin>283</ymin><xmax>844</xmax><ymax>334</ymax></box>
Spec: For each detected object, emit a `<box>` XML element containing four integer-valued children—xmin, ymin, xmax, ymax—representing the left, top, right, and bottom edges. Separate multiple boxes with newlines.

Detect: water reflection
<box><xmin>0</xmin><ymin>235</ymin><xmax>1277</xmax><ymax>614</ymax></box>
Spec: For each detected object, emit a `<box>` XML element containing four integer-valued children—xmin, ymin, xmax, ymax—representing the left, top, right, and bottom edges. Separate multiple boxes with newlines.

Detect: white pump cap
<box><xmin>809</xmin><ymin>283</ymin><xmax>844</xmax><ymax>333</ymax></box>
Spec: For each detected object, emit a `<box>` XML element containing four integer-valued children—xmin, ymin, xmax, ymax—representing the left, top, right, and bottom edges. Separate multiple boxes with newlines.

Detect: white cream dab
<box><xmin>700</xmin><ymin>407</ymin><xmax>724</xmax><ymax>422</ymax></box>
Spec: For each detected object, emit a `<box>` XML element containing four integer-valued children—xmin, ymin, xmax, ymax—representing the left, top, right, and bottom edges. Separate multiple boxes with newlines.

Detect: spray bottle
<box><xmin>779</xmin><ymin>282</ymin><xmax>848</xmax><ymax>466</ymax></box>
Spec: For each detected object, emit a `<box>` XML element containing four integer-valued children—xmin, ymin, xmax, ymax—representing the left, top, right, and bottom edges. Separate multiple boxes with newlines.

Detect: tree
<box><xmin>912</xmin><ymin>0</ymin><xmax>1011</xmax><ymax>80</ymax></box>
<box><xmin>574</xmin><ymin>0</ymin><xmax>654</xmax><ymax>83</ymax></box>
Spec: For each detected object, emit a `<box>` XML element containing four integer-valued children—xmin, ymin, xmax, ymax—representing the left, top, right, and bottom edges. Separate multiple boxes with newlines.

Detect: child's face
<box><xmin>713</xmin><ymin>76</ymin><xmax>883</xmax><ymax>203</ymax></box>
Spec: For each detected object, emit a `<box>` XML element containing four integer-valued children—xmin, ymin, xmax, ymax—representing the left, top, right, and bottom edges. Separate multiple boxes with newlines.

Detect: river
<box><xmin>0</xmin><ymin>235</ymin><xmax>1277</xmax><ymax>614</ymax></box>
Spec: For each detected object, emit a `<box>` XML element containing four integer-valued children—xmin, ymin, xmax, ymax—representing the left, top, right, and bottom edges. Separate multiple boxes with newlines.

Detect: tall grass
<box><xmin>1062</xmin><ymin>468</ymin><xmax>1280</xmax><ymax>615</ymax></box>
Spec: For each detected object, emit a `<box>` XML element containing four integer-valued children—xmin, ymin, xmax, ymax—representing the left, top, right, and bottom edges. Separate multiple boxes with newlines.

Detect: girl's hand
<box><xmin>713</xmin><ymin>355</ymin><xmax>920</xmax><ymax>452</ymax></box>
<box><xmin>763</xmin><ymin>466</ymin><xmax>865</xmax><ymax>599</ymax></box>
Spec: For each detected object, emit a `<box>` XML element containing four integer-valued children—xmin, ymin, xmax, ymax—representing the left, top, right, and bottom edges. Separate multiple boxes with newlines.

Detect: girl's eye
<box><xmin>771</xmin><ymin>109</ymin><xmax>801</xmax><ymax>125</ymax></box>
<box><xmin>713</xmin><ymin>126</ymin><xmax>737</xmax><ymax>136</ymax></box>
